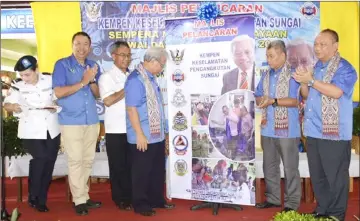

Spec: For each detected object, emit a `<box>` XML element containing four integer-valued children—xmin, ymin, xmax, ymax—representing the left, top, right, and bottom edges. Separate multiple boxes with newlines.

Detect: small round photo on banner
<box><xmin>208</xmin><ymin>89</ymin><xmax>255</xmax><ymax>162</ymax></box>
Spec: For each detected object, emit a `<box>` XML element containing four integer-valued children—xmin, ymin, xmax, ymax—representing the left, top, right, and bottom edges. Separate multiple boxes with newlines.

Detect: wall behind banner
<box><xmin>31</xmin><ymin>2</ymin><xmax>82</xmax><ymax>73</ymax></box>
<box><xmin>320</xmin><ymin>2</ymin><xmax>359</xmax><ymax>102</ymax></box>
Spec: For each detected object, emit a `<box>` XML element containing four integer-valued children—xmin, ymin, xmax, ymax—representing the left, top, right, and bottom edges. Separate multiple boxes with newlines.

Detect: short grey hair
<box><xmin>144</xmin><ymin>47</ymin><xmax>168</xmax><ymax>62</ymax></box>
<box><xmin>266</xmin><ymin>40</ymin><xmax>287</xmax><ymax>56</ymax></box>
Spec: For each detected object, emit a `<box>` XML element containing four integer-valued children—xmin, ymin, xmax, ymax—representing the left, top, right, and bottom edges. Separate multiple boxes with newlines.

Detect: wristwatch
<box><xmin>89</xmin><ymin>80</ymin><xmax>96</xmax><ymax>84</ymax></box>
<box><xmin>272</xmin><ymin>98</ymin><xmax>278</xmax><ymax>107</ymax></box>
<box><xmin>308</xmin><ymin>79</ymin><xmax>315</xmax><ymax>87</ymax></box>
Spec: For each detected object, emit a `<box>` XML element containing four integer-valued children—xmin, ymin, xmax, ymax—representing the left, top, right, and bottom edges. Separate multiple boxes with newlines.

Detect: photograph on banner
<box><xmin>192</xmin><ymin>126</ymin><xmax>211</xmax><ymax>158</ymax></box>
<box><xmin>208</xmin><ymin>90</ymin><xmax>255</xmax><ymax>162</ymax></box>
<box><xmin>166</xmin><ymin>13</ymin><xmax>256</xmax><ymax>205</ymax></box>
<box><xmin>191</xmin><ymin>94</ymin><xmax>218</xmax><ymax>126</ymax></box>
<box><xmin>192</xmin><ymin>158</ymin><xmax>256</xmax><ymax>205</ymax></box>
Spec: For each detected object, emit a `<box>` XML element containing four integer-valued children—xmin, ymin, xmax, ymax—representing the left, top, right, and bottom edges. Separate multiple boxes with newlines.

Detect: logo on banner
<box><xmin>173</xmin><ymin>135</ymin><xmax>188</xmax><ymax>155</ymax></box>
<box><xmin>171</xmin><ymin>89</ymin><xmax>186</xmax><ymax>107</ymax></box>
<box><xmin>174</xmin><ymin>159</ymin><xmax>187</xmax><ymax>176</ymax></box>
<box><xmin>84</xmin><ymin>2</ymin><xmax>103</xmax><ymax>22</ymax></box>
<box><xmin>300</xmin><ymin>2</ymin><xmax>317</xmax><ymax>19</ymax></box>
<box><xmin>96</xmin><ymin>99</ymin><xmax>105</xmax><ymax>115</ymax></box>
<box><xmin>170</xmin><ymin>49</ymin><xmax>185</xmax><ymax>65</ymax></box>
<box><xmin>172</xmin><ymin>69</ymin><xmax>185</xmax><ymax>86</ymax></box>
<box><xmin>172</xmin><ymin>111</ymin><xmax>188</xmax><ymax>131</ymax></box>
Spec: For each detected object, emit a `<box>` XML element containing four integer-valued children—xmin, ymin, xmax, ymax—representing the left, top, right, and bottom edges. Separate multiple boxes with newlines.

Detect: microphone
<box><xmin>1</xmin><ymin>81</ymin><xmax>19</xmax><ymax>91</ymax></box>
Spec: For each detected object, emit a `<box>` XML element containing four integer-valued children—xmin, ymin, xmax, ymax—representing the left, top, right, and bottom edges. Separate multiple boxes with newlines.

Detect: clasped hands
<box><xmin>292</xmin><ymin>66</ymin><xmax>314</xmax><ymax>84</ymax></box>
<box><xmin>257</xmin><ymin>96</ymin><xmax>274</xmax><ymax>109</ymax></box>
<box><xmin>81</xmin><ymin>64</ymin><xmax>98</xmax><ymax>85</ymax></box>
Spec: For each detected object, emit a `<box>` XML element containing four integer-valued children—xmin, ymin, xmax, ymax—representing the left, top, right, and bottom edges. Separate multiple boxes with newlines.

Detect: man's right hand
<box><xmin>82</xmin><ymin>65</ymin><xmax>97</xmax><ymax>85</ymax></box>
<box><xmin>136</xmin><ymin>133</ymin><xmax>148</xmax><ymax>152</ymax></box>
<box><xmin>12</xmin><ymin>103</ymin><xmax>22</xmax><ymax>113</ymax></box>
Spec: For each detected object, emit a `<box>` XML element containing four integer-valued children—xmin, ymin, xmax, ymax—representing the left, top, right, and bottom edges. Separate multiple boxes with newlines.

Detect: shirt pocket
<box><xmin>20</xmin><ymin>90</ymin><xmax>42</xmax><ymax>107</ymax></box>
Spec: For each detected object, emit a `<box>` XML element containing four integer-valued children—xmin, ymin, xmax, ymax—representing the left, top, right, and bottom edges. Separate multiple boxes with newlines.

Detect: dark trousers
<box><xmin>130</xmin><ymin>141</ymin><xmax>166</xmax><ymax>213</ymax></box>
<box><xmin>261</xmin><ymin>136</ymin><xmax>301</xmax><ymax>210</ymax></box>
<box><xmin>105</xmin><ymin>133</ymin><xmax>132</xmax><ymax>205</ymax></box>
<box><xmin>23</xmin><ymin>132</ymin><xmax>60</xmax><ymax>205</ymax></box>
<box><xmin>306</xmin><ymin>137</ymin><xmax>351</xmax><ymax>221</ymax></box>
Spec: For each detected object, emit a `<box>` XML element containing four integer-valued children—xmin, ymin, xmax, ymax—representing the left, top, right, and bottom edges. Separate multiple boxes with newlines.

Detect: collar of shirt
<box><xmin>22</xmin><ymin>73</ymin><xmax>45</xmax><ymax>87</ymax></box>
<box><xmin>238</xmin><ymin>66</ymin><xmax>253</xmax><ymax>76</ymax></box>
<box><xmin>70</xmin><ymin>54</ymin><xmax>91</xmax><ymax>67</ymax></box>
<box><xmin>111</xmin><ymin>64</ymin><xmax>129</xmax><ymax>77</ymax></box>
<box><xmin>315</xmin><ymin>60</ymin><xmax>330</xmax><ymax>69</ymax></box>
<box><xmin>144</xmin><ymin>67</ymin><xmax>155</xmax><ymax>81</ymax></box>
<box><xmin>237</xmin><ymin>66</ymin><xmax>253</xmax><ymax>87</ymax></box>
<box><xmin>270</xmin><ymin>63</ymin><xmax>286</xmax><ymax>75</ymax></box>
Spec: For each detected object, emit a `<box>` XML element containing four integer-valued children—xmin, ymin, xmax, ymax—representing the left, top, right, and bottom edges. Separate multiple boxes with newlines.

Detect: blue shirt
<box><xmin>52</xmin><ymin>54</ymin><xmax>101</xmax><ymax>125</ymax></box>
<box><xmin>125</xmin><ymin>68</ymin><xmax>166</xmax><ymax>144</ymax></box>
<box><xmin>255</xmin><ymin>67</ymin><xmax>301</xmax><ymax>138</ymax></box>
<box><xmin>304</xmin><ymin>58</ymin><xmax>357</xmax><ymax>141</ymax></box>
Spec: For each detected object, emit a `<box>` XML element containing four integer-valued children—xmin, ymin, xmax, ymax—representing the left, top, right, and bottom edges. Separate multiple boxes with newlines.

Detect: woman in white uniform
<box><xmin>4</xmin><ymin>56</ymin><xmax>60</xmax><ymax>212</ymax></box>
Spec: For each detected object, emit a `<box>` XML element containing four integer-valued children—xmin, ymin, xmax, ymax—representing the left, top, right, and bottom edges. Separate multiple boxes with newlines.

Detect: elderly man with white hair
<box><xmin>125</xmin><ymin>47</ymin><xmax>175</xmax><ymax>216</ymax></box>
<box><xmin>221</xmin><ymin>35</ymin><xmax>256</xmax><ymax>94</ymax></box>
<box><xmin>287</xmin><ymin>39</ymin><xmax>316</xmax><ymax>69</ymax></box>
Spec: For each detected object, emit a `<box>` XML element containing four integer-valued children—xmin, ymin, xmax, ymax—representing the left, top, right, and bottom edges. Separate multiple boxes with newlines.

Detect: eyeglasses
<box><xmin>113</xmin><ymin>53</ymin><xmax>132</xmax><ymax>59</ymax></box>
<box><xmin>156</xmin><ymin>60</ymin><xmax>166</xmax><ymax>69</ymax></box>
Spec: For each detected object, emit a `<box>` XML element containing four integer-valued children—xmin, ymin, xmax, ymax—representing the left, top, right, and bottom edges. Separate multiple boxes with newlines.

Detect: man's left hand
<box><xmin>258</xmin><ymin>96</ymin><xmax>274</xmax><ymax>109</ymax></box>
<box><xmin>293</xmin><ymin>66</ymin><xmax>313</xmax><ymax>84</ymax></box>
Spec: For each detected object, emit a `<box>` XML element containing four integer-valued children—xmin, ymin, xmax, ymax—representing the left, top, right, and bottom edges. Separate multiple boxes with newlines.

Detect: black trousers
<box><xmin>306</xmin><ymin>137</ymin><xmax>351</xmax><ymax>221</ymax></box>
<box><xmin>130</xmin><ymin>141</ymin><xmax>166</xmax><ymax>212</ymax></box>
<box><xmin>105</xmin><ymin>133</ymin><xmax>132</xmax><ymax>205</ymax></box>
<box><xmin>23</xmin><ymin>132</ymin><xmax>60</xmax><ymax>205</ymax></box>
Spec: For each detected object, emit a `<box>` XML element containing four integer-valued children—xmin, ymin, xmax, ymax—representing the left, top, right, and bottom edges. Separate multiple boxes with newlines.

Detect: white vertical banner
<box><xmin>166</xmin><ymin>14</ymin><xmax>257</xmax><ymax>205</ymax></box>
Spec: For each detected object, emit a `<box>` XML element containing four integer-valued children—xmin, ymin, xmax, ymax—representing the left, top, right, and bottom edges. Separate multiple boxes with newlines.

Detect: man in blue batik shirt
<box><xmin>293</xmin><ymin>29</ymin><xmax>358</xmax><ymax>221</ymax></box>
<box><xmin>255</xmin><ymin>40</ymin><xmax>301</xmax><ymax>213</ymax></box>
<box><xmin>52</xmin><ymin>32</ymin><xmax>102</xmax><ymax>216</ymax></box>
<box><xmin>125</xmin><ymin>47</ymin><xmax>175</xmax><ymax>217</ymax></box>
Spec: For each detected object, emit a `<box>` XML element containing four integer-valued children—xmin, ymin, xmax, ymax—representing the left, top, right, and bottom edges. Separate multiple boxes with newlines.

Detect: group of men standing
<box><xmin>4</xmin><ymin>27</ymin><xmax>357</xmax><ymax>221</ymax></box>
<box><xmin>255</xmin><ymin>29</ymin><xmax>357</xmax><ymax>221</ymax></box>
<box><xmin>60</xmin><ymin>32</ymin><xmax>173</xmax><ymax>216</ymax></box>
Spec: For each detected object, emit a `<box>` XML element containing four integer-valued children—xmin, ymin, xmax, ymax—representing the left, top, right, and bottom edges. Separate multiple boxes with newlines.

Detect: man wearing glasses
<box><xmin>98</xmin><ymin>41</ymin><xmax>132</xmax><ymax>211</ymax></box>
<box><xmin>125</xmin><ymin>47</ymin><xmax>175</xmax><ymax>216</ymax></box>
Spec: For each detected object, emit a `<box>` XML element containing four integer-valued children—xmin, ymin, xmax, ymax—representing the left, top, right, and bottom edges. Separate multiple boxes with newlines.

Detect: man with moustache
<box><xmin>98</xmin><ymin>41</ymin><xmax>132</xmax><ymax>210</ymax></box>
<box><xmin>255</xmin><ymin>40</ymin><xmax>301</xmax><ymax>213</ymax></box>
<box><xmin>221</xmin><ymin>35</ymin><xmax>256</xmax><ymax>94</ymax></box>
<box><xmin>52</xmin><ymin>32</ymin><xmax>101</xmax><ymax>215</ymax></box>
<box><xmin>293</xmin><ymin>29</ymin><xmax>357</xmax><ymax>221</ymax></box>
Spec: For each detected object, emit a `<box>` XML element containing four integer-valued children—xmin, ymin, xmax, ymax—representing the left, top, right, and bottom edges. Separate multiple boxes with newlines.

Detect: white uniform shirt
<box><xmin>98</xmin><ymin>65</ymin><xmax>128</xmax><ymax>134</ymax></box>
<box><xmin>4</xmin><ymin>74</ymin><xmax>60</xmax><ymax>139</ymax></box>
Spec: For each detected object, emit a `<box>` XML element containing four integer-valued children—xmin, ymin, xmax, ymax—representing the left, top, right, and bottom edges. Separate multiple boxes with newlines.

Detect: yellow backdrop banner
<box><xmin>320</xmin><ymin>2</ymin><xmax>360</xmax><ymax>102</ymax></box>
<box><xmin>31</xmin><ymin>2</ymin><xmax>81</xmax><ymax>73</ymax></box>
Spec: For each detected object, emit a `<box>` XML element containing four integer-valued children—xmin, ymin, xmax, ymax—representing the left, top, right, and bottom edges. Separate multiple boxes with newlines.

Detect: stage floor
<box><xmin>3</xmin><ymin>177</ymin><xmax>359</xmax><ymax>221</ymax></box>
